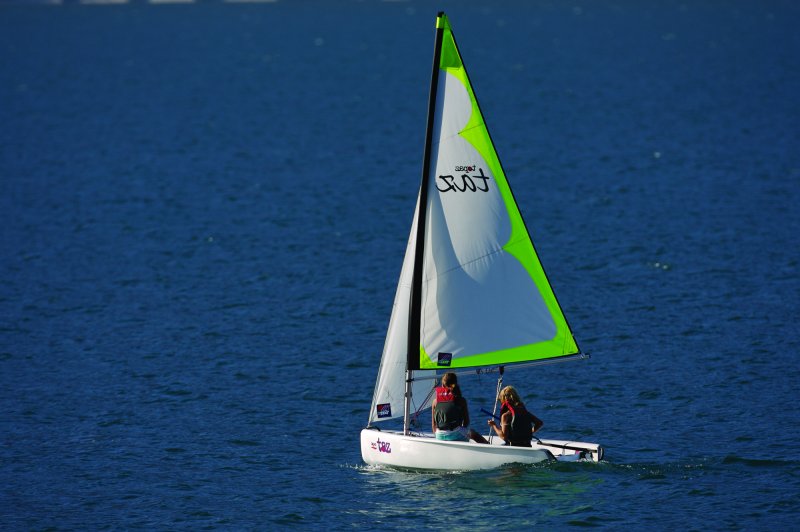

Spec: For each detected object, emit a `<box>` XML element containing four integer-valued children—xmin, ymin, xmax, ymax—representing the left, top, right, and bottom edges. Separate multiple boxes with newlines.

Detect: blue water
<box><xmin>2</xmin><ymin>0</ymin><xmax>799</xmax><ymax>529</ymax></box>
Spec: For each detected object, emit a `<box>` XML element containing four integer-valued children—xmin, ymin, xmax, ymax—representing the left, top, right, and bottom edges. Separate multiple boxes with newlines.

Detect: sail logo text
<box><xmin>437</xmin><ymin>167</ymin><xmax>491</xmax><ymax>193</ymax></box>
<box><xmin>371</xmin><ymin>439</ymin><xmax>392</xmax><ymax>454</ymax></box>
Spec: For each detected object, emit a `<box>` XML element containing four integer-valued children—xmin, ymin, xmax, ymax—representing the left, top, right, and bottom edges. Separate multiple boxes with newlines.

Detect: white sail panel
<box><xmin>368</xmin><ymin>198</ymin><xmax>435</xmax><ymax>424</ymax></box>
<box><xmin>419</xmin><ymin>72</ymin><xmax>554</xmax><ymax>367</ymax></box>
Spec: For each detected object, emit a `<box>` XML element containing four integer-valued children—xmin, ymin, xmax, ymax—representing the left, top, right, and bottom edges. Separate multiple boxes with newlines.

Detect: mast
<box><xmin>404</xmin><ymin>12</ymin><xmax>445</xmax><ymax>435</ymax></box>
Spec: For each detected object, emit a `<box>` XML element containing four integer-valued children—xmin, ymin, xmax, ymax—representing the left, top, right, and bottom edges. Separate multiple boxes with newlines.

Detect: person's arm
<box><xmin>431</xmin><ymin>400</ymin><xmax>437</xmax><ymax>432</ymax></box>
<box><xmin>531</xmin><ymin>412</ymin><xmax>543</xmax><ymax>434</ymax></box>
<box><xmin>488</xmin><ymin>411</ymin><xmax>511</xmax><ymax>440</ymax></box>
<box><xmin>460</xmin><ymin>398</ymin><xmax>470</xmax><ymax>427</ymax></box>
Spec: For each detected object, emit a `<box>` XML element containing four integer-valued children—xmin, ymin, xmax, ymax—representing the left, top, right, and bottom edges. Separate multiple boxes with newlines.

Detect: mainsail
<box><xmin>368</xmin><ymin>13</ymin><xmax>580</xmax><ymax>425</ymax></box>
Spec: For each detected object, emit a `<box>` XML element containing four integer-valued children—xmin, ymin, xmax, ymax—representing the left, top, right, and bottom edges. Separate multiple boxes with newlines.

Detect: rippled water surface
<box><xmin>2</xmin><ymin>0</ymin><xmax>799</xmax><ymax>529</ymax></box>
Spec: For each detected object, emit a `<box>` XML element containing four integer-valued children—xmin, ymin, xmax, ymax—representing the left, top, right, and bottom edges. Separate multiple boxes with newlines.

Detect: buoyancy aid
<box><xmin>434</xmin><ymin>386</ymin><xmax>464</xmax><ymax>431</ymax></box>
<box><xmin>501</xmin><ymin>401</ymin><xmax>533</xmax><ymax>447</ymax></box>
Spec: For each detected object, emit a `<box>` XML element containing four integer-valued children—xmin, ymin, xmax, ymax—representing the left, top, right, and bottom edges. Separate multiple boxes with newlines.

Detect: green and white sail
<box><xmin>368</xmin><ymin>13</ymin><xmax>580</xmax><ymax>425</ymax></box>
<box><xmin>416</xmin><ymin>13</ymin><xmax>579</xmax><ymax>369</ymax></box>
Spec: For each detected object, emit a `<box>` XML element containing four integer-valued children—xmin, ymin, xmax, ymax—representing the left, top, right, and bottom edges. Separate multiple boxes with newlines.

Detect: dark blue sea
<box><xmin>2</xmin><ymin>0</ymin><xmax>799</xmax><ymax>529</ymax></box>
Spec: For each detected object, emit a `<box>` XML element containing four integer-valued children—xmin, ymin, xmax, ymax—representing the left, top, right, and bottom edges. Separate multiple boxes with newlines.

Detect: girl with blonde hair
<box><xmin>488</xmin><ymin>385</ymin><xmax>544</xmax><ymax>447</ymax></box>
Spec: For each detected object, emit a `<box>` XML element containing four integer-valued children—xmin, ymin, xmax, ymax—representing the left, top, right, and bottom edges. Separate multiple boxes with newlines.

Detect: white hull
<box><xmin>360</xmin><ymin>428</ymin><xmax>603</xmax><ymax>471</ymax></box>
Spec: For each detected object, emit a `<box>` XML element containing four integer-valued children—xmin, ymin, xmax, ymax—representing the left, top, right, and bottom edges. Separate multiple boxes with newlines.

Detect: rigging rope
<box><xmin>411</xmin><ymin>383</ymin><xmax>436</xmax><ymax>434</ymax></box>
<box><xmin>488</xmin><ymin>366</ymin><xmax>504</xmax><ymax>444</ymax></box>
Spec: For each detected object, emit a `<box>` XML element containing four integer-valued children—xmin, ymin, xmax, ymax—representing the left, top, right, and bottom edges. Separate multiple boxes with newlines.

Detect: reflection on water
<box><xmin>351</xmin><ymin>456</ymin><xmax>797</xmax><ymax>528</ymax></box>
<box><xmin>355</xmin><ymin>461</ymin><xmax>604</xmax><ymax>525</ymax></box>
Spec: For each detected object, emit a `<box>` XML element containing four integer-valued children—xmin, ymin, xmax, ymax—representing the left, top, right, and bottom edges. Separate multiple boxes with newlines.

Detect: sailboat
<box><xmin>360</xmin><ymin>12</ymin><xmax>603</xmax><ymax>470</ymax></box>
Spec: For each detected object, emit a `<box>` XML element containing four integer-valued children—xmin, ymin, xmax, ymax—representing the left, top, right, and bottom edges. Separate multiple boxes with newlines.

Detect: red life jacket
<box><xmin>501</xmin><ymin>401</ymin><xmax>533</xmax><ymax>447</ymax></box>
<box><xmin>434</xmin><ymin>386</ymin><xmax>463</xmax><ymax>430</ymax></box>
<box><xmin>436</xmin><ymin>386</ymin><xmax>455</xmax><ymax>403</ymax></box>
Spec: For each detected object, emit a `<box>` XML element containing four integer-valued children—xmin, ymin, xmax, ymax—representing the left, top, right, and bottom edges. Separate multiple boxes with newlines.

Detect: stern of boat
<box><xmin>534</xmin><ymin>438</ymin><xmax>604</xmax><ymax>462</ymax></box>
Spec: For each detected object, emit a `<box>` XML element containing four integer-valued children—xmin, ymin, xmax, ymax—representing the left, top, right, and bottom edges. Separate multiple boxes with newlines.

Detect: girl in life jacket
<box><xmin>488</xmin><ymin>385</ymin><xmax>544</xmax><ymax>447</ymax></box>
<box><xmin>431</xmin><ymin>373</ymin><xmax>488</xmax><ymax>443</ymax></box>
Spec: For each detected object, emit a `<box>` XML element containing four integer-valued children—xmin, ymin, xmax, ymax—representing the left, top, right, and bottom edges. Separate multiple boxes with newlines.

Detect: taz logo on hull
<box><xmin>370</xmin><ymin>438</ymin><xmax>392</xmax><ymax>454</ymax></box>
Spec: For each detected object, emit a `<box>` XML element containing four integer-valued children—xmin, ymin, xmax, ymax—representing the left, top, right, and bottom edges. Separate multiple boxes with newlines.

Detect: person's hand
<box><xmin>488</xmin><ymin>419</ymin><xmax>496</xmax><ymax>426</ymax></box>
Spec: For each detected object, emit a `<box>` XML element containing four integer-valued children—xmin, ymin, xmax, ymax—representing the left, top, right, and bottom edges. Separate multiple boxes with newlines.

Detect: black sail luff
<box><xmin>403</xmin><ymin>12</ymin><xmax>445</xmax><ymax>434</ymax></box>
